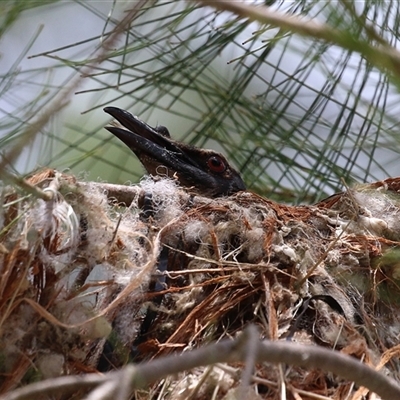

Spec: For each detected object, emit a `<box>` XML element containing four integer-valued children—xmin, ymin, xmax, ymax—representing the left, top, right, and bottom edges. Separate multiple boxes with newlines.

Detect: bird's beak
<box><xmin>104</xmin><ymin>106</ymin><xmax>246</xmax><ymax>197</ymax></box>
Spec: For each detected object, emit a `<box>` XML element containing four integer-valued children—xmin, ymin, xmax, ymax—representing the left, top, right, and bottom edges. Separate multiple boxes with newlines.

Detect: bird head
<box><xmin>104</xmin><ymin>107</ymin><xmax>246</xmax><ymax>197</ymax></box>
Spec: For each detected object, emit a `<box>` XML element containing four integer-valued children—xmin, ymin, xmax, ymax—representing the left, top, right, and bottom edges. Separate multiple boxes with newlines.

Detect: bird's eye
<box><xmin>207</xmin><ymin>155</ymin><xmax>226</xmax><ymax>173</ymax></box>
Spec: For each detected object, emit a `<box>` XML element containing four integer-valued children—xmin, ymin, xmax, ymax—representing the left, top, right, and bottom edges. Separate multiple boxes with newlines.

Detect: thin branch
<box><xmin>2</xmin><ymin>325</ymin><xmax>400</xmax><ymax>400</ymax></box>
<box><xmin>195</xmin><ymin>0</ymin><xmax>400</xmax><ymax>81</ymax></box>
<box><xmin>76</xmin><ymin>182</ymin><xmax>143</xmax><ymax>207</ymax></box>
<box><xmin>1</xmin><ymin>170</ymin><xmax>53</xmax><ymax>201</ymax></box>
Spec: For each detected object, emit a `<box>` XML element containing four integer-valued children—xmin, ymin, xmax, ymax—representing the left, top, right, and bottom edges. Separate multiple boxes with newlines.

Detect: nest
<box><xmin>1</xmin><ymin>169</ymin><xmax>400</xmax><ymax>399</ymax></box>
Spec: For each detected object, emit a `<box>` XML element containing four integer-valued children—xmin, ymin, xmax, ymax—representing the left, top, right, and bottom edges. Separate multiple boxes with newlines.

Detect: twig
<box><xmin>2</xmin><ymin>325</ymin><xmax>400</xmax><ymax>400</ymax></box>
<box><xmin>195</xmin><ymin>1</ymin><xmax>400</xmax><ymax>80</ymax></box>
<box><xmin>77</xmin><ymin>181</ymin><xmax>144</xmax><ymax>207</ymax></box>
<box><xmin>0</xmin><ymin>170</ymin><xmax>53</xmax><ymax>201</ymax></box>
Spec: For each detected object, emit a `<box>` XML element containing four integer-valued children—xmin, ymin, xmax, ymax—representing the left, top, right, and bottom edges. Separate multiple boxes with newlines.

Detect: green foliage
<box><xmin>0</xmin><ymin>0</ymin><xmax>59</xmax><ymax>38</ymax></box>
<box><xmin>2</xmin><ymin>1</ymin><xmax>400</xmax><ymax>203</ymax></box>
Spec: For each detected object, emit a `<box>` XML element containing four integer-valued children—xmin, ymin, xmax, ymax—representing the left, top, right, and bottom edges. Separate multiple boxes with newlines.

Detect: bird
<box><xmin>103</xmin><ymin>107</ymin><xmax>246</xmax><ymax>198</ymax></box>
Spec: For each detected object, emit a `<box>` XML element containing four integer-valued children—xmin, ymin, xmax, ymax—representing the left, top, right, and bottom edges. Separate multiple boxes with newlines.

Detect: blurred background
<box><xmin>1</xmin><ymin>0</ymin><xmax>400</xmax><ymax>203</ymax></box>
